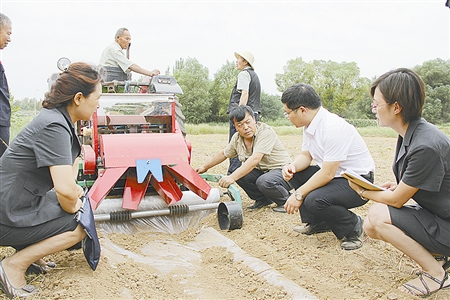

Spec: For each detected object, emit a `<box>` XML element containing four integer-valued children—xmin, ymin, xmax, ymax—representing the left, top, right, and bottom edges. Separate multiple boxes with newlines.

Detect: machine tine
<box><xmin>122</xmin><ymin>168</ymin><xmax>152</xmax><ymax>210</ymax></box>
<box><xmin>166</xmin><ymin>162</ymin><xmax>211</xmax><ymax>200</ymax></box>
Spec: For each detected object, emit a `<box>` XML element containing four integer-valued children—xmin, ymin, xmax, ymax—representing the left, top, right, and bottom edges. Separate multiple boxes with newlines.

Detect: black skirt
<box><xmin>390</xmin><ymin>204</ymin><xmax>450</xmax><ymax>255</ymax></box>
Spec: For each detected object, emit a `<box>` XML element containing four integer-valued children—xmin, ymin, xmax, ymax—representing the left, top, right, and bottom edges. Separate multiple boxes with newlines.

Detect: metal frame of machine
<box><xmin>69</xmin><ymin>70</ymin><xmax>243</xmax><ymax>230</ymax></box>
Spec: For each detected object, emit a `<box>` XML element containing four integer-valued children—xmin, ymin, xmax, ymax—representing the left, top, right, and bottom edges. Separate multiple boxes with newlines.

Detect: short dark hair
<box><xmin>370</xmin><ymin>68</ymin><xmax>425</xmax><ymax>123</ymax></box>
<box><xmin>229</xmin><ymin>105</ymin><xmax>255</xmax><ymax>123</ymax></box>
<box><xmin>281</xmin><ymin>83</ymin><xmax>322</xmax><ymax>110</ymax></box>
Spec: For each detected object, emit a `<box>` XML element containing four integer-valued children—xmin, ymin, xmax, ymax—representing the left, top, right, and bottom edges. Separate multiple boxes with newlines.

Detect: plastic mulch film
<box><xmin>93</xmin><ymin>188</ymin><xmax>221</xmax><ymax>235</ymax></box>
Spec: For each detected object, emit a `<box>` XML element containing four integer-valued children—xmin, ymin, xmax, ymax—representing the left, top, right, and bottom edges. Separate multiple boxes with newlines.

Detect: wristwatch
<box><xmin>295</xmin><ymin>191</ymin><xmax>304</xmax><ymax>201</ymax></box>
<box><xmin>359</xmin><ymin>188</ymin><xmax>369</xmax><ymax>201</ymax></box>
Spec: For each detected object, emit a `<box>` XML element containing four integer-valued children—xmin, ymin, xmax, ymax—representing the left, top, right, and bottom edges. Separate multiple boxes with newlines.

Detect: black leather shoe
<box><xmin>293</xmin><ymin>221</ymin><xmax>331</xmax><ymax>235</ymax></box>
<box><xmin>341</xmin><ymin>215</ymin><xmax>364</xmax><ymax>250</ymax></box>
<box><xmin>272</xmin><ymin>205</ymin><xmax>287</xmax><ymax>213</ymax></box>
<box><xmin>247</xmin><ymin>201</ymin><xmax>272</xmax><ymax>210</ymax></box>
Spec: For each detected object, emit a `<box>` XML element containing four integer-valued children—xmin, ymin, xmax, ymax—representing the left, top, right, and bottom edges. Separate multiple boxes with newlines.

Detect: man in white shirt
<box><xmin>99</xmin><ymin>28</ymin><xmax>159</xmax><ymax>81</ymax></box>
<box><xmin>257</xmin><ymin>83</ymin><xmax>375</xmax><ymax>250</ymax></box>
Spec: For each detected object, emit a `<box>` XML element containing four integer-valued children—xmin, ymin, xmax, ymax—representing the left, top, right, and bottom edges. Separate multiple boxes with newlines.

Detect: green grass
<box><xmin>11</xmin><ymin>116</ymin><xmax>449</xmax><ymax>140</ymax></box>
<box><xmin>356</xmin><ymin>126</ymin><xmax>398</xmax><ymax>138</ymax></box>
<box><xmin>186</xmin><ymin>122</ymin><xmax>399</xmax><ymax>137</ymax></box>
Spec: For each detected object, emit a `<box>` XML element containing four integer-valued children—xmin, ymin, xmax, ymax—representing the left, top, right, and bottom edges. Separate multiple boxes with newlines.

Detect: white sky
<box><xmin>0</xmin><ymin>0</ymin><xmax>449</xmax><ymax>100</ymax></box>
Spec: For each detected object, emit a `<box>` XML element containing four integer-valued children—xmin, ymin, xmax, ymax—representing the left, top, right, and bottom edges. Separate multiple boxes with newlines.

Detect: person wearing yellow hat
<box><xmin>226</xmin><ymin>51</ymin><xmax>261</xmax><ymax>177</ymax></box>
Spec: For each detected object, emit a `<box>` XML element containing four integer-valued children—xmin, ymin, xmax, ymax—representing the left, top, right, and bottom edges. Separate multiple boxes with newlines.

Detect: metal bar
<box><xmin>94</xmin><ymin>202</ymin><xmax>219</xmax><ymax>222</ymax></box>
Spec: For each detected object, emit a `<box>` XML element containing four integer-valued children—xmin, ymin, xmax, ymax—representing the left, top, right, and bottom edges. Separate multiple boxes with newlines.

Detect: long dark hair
<box><xmin>42</xmin><ymin>62</ymin><xmax>102</xmax><ymax>109</ymax></box>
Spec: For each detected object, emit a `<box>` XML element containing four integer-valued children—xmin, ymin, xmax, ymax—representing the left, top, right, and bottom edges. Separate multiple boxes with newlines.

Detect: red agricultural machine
<box><xmin>50</xmin><ymin>58</ymin><xmax>243</xmax><ymax>231</ymax></box>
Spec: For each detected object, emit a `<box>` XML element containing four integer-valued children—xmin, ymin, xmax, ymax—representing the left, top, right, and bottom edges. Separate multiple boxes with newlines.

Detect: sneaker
<box><xmin>341</xmin><ymin>215</ymin><xmax>364</xmax><ymax>250</ymax></box>
<box><xmin>293</xmin><ymin>221</ymin><xmax>331</xmax><ymax>235</ymax></box>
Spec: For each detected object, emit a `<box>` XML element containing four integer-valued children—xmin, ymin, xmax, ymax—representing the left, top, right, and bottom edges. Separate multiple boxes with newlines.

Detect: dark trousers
<box><xmin>0</xmin><ymin>125</ymin><xmax>10</xmax><ymax>157</ymax></box>
<box><xmin>257</xmin><ymin>166</ymin><xmax>372</xmax><ymax>239</ymax></box>
<box><xmin>227</xmin><ymin>113</ymin><xmax>258</xmax><ymax>175</ymax></box>
<box><xmin>236</xmin><ymin>168</ymin><xmax>274</xmax><ymax>205</ymax></box>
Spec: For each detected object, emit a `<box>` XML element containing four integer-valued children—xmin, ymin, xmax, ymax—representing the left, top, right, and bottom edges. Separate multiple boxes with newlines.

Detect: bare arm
<box><xmin>282</xmin><ymin>151</ymin><xmax>313</xmax><ymax>181</ymax></box>
<box><xmin>238</xmin><ymin>90</ymin><xmax>249</xmax><ymax>106</ymax></box>
<box><xmin>284</xmin><ymin>159</ymin><xmax>340</xmax><ymax>214</ymax></box>
<box><xmin>128</xmin><ymin>64</ymin><xmax>160</xmax><ymax>77</ymax></box>
<box><xmin>50</xmin><ymin>165</ymin><xmax>84</xmax><ymax>214</ymax></box>
<box><xmin>196</xmin><ymin>150</ymin><xmax>228</xmax><ymax>174</ymax></box>
<box><xmin>219</xmin><ymin>152</ymin><xmax>264</xmax><ymax>187</ymax></box>
<box><xmin>73</xmin><ymin>157</ymin><xmax>80</xmax><ymax>179</ymax></box>
<box><xmin>350</xmin><ymin>180</ymin><xmax>418</xmax><ymax>208</ymax></box>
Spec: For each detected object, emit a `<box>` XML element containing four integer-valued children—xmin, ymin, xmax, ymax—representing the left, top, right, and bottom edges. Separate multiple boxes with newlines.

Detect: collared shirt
<box><xmin>394</xmin><ymin>118</ymin><xmax>450</xmax><ymax>219</ymax></box>
<box><xmin>236</xmin><ymin>66</ymin><xmax>251</xmax><ymax>91</ymax></box>
<box><xmin>303</xmin><ymin>107</ymin><xmax>375</xmax><ymax>177</ymax></box>
<box><xmin>0</xmin><ymin>106</ymin><xmax>81</xmax><ymax>227</ymax></box>
<box><xmin>99</xmin><ymin>41</ymin><xmax>133</xmax><ymax>73</ymax></box>
<box><xmin>224</xmin><ymin>122</ymin><xmax>292</xmax><ymax>171</ymax></box>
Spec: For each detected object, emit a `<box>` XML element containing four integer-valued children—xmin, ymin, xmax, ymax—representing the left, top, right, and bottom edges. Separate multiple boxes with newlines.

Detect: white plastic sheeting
<box><xmin>94</xmin><ymin>188</ymin><xmax>221</xmax><ymax>234</ymax></box>
<box><xmin>101</xmin><ymin>227</ymin><xmax>317</xmax><ymax>299</ymax></box>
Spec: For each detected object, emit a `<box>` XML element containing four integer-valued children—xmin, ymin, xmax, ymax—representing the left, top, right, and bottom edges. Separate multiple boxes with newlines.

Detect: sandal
<box><xmin>402</xmin><ymin>270</ymin><xmax>450</xmax><ymax>297</ymax></box>
<box><xmin>0</xmin><ymin>260</ymin><xmax>37</xmax><ymax>299</ymax></box>
<box><xmin>434</xmin><ymin>255</ymin><xmax>450</xmax><ymax>271</ymax></box>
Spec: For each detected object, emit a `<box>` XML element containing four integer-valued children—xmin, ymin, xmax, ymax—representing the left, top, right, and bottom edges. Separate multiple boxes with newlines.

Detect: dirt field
<box><xmin>1</xmin><ymin>133</ymin><xmax>449</xmax><ymax>300</ymax></box>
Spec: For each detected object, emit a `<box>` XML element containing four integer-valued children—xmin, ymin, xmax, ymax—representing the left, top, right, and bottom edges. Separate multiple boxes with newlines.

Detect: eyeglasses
<box><xmin>371</xmin><ymin>101</ymin><xmax>388</xmax><ymax>110</ymax></box>
<box><xmin>283</xmin><ymin>107</ymin><xmax>301</xmax><ymax>117</ymax></box>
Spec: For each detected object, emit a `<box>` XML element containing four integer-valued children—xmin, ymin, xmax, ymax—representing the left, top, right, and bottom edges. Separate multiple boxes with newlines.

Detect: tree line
<box><xmin>11</xmin><ymin>57</ymin><xmax>449</xmax><ymax>125</ymax></box>
<box><xmin>171</xmin><ymin>57</ymin><xmax>449</xmax><ymax>125</ymax></box>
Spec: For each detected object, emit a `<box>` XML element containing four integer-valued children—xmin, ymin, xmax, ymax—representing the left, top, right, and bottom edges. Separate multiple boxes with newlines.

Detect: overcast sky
<box><xmin>0</xmin><ymin>0</ymin><xmax>449</xmax><ymax>100</ymax></box>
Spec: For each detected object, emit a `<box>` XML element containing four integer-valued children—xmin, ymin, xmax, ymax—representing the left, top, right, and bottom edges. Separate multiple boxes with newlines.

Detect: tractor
<box><xmin>49</xmin><ymin>58</ymin><xmax>243</xmax><ymax>231</ymax></box>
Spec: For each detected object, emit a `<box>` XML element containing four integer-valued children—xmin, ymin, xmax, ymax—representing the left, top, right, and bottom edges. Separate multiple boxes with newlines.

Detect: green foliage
<box><xmin>260</xmin><ymin>92</ymin><xmax>283</xmax><ymax>121</ymax></box>
<box><xmin>274</xmin><ymin>58</ymin><xmax>371</xmax><ymax>117</ymax></box>
<box><xmin>208</xmin><ymin>60</ymin><xmax>239</xmax><ymax>122</ymax></box>
<box><xmin>414</xmin><ymin>58</ymin><xmax>450</xmax><ymax>123</ymax></box>
<box><xmin>422</xmin><ymin>96</ymin><xmax>442</xmax><ymax>124</ymax></box>
<box><xmin>345</xmin><ymin>118</ymin><xmax>378</xmax><ymax>128</ymax></box>
<box><xmin>173</xmin><ymin>58</ymin><xmax>212</xmax><ymax>124</ymax></box>
<box><xmin>9</xmin><ymin>94</ymin><xmax>39</xmax><ymax>140</ymax></box>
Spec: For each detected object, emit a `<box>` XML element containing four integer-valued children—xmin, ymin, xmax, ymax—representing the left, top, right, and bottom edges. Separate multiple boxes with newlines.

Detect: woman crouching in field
<box><xmin>348</xmin><ymin>68</ymin><xmax>450</xmax><ymax>297</ymax></box>
<box><xmin>0</xmin><ymin>62</ymin><xmax>102</xmax><ymax>298</ymax></box>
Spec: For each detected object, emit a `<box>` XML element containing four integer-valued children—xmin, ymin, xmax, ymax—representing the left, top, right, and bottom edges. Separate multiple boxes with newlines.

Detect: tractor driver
<box><xmin>99</xmin><ymin>28</ymin><xmax>160</xmax><ymax>82</ymax></box>
<box><xmin>196</xmin><ymin>105</ymin><xmax>292</xmax><ymax>212</ymax></box>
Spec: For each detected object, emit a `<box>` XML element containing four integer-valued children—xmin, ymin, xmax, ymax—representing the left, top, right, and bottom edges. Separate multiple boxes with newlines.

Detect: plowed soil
<box><xmin>1</xmin><ymin>134</ymin><xmax>448</xmax><ymax>300</ymax></box>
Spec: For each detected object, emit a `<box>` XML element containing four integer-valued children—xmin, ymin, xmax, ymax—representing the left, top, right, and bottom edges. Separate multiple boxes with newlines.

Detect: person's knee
<box><xmin>364</xmin><ymin>203</ymin><xmax>390</xmax><ymax>238</ymax></box>
<box><xmin>255</xmin><ymin>175</ymin><xmax>270</xmax><ymax>191</ymax></box>
<box><xmin>73</xmin><ymin>224</ymin><xmax>87</xmax><ymax>242</ymax></box>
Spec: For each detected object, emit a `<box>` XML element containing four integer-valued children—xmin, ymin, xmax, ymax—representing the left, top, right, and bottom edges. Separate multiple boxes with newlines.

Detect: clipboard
<box><xmin>340</xmin><ymin>169</ymin><xmax>385</xmax><ymax>191</ymax></box>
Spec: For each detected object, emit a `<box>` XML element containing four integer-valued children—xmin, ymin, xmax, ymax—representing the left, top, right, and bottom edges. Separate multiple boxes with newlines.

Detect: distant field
<box><xmin>185</xmin><ymin>123</ymin><xmax>399</xmax><ymax>137</ymax></box>
<box><xmin>11</xmin><ymin>116</ymin><xmax>450</xmax><ymax>141</ymax></box>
